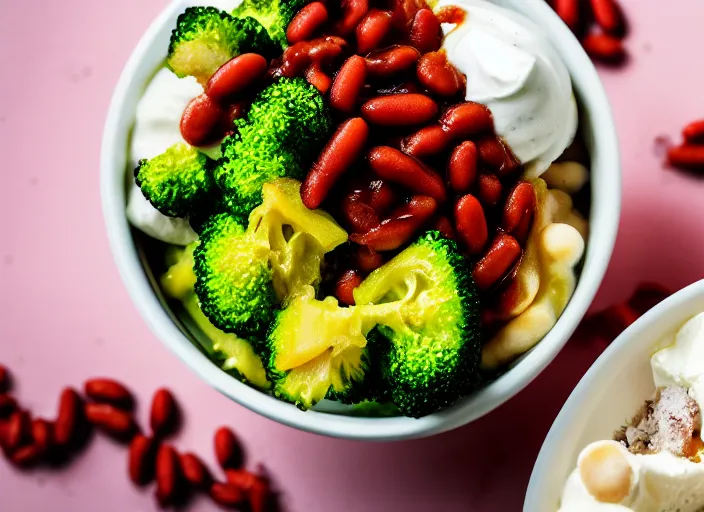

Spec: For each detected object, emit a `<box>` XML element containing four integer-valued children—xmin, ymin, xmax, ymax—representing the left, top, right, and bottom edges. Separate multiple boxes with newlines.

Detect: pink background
<box><xmin>1</xmin><ymin>0</ymin><xmax>704</xmax><ymax>510</ymax></box>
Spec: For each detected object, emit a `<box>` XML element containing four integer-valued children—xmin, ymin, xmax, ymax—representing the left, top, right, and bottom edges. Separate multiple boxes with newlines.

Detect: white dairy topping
<box><xmin>651</xmin><ymin>312</ymin><xmax>704</xmax><ymax>409</ymax></box>
<box><xmin>127</xmin><ymin>68</ymin><xmax>220</xmax><ymax>245</ymax></box>
<box><xmin>560</xmin><ymin>442</ymin><xmax>704</xmax><ymax>511</ymax></box>
<box><xmin>437</xmin><ymin>0</ymin><xmax>578</xmax><ymax>177</ymax></box>
<box><xmin>559</xmin><ymin>312</ymin><xmax>704</xmax><ymax>511</ymax></box>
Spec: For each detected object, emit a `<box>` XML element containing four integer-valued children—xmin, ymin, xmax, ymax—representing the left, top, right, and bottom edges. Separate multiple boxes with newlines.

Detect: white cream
<box><xmin>436</xmin><ymin>0</ymin><xmax>577</xmax><ymax>177</ymax></box>
<box><xmin>651</xmin><ymin>312</ymin><xmax>704</xmax><ymax>409</ymax></box>
<box><xmin>127</xmin><ymin>68</ymin><xmax>220</xmax><ymax>245</ymax></box>
<box><xmin>560</xmin><ymin>441</ymin><xmax>704</xmax><ymax>511</ymax></box>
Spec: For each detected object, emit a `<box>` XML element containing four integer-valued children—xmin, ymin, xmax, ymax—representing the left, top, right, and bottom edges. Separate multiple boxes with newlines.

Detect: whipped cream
<box><xmin>437</xmin><ymin>0</ymin><xmax>577</xmax><ymax>177</ymax></box>
<box><xmin>559</xmin><ymin>441</ymin><xmax>704</xmax><ymax>511</ymax></box>
<box><xmin>652</xmin><ymin>312</ymin><xmax>704</xmax><ymax>409</ymax></box>
<box><xmin>127</xmin><ymin>68</ymin><xmax>216</xmax><ymax>245</ymax></box>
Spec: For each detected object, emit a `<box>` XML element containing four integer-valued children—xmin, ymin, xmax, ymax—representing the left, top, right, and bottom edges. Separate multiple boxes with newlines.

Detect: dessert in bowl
<box><xmin>525</xmin><ymin>280</ymin><xmax>704</xmax><ymax>511</ymax></box>
<box><xmin>101</xmin><ymin>0</ymin><xmax>620</xmax><ymax>439</ymax></box>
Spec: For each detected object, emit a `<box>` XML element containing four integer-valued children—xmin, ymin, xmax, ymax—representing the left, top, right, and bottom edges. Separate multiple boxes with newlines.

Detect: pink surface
<box><xmin>1</xmin><ymin>0</ymin><xmax>703</xmax><ymax>510</ymax></box>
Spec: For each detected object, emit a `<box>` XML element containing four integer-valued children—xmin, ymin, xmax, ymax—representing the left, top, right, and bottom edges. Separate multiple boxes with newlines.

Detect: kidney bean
<box><xmin>181</xmin><ymin>94</ymin><xmax>226</xmax><ymax>147</ymax></box>
<box><xmin>281</xmin><ymin>36</ymin><xmax>347</xmax><ymax>77</ymax></box>
<box><xmin>84</xmin><ymin>378</ymin><xmax>134</xmax><ymax>410</ymax></box>
<box><xmin>205</xmin><ymin>54</ymin><xmax>268</xmax><ymax>104</ymax></box>
<box><xmin>581</xmin><ymin>34</ymin><xmax>625</xmax><ymax>63</ymax></box>
<box><xmin>355</xmin><ymin>246</ymin><xmax>385</xmax><ymax>273</ymax></box>
<box><xmin>330</xmin><ymin>56</ymin><xmax>367</xmax><ymax>113</ymax></box>
<box><xmin>503</xmin><ymin>182</ymin><xmax>536</xmax><ymax>242</ymax></box>
<box><xmin>667</xmin><ymin>144</ymin><xmax>704</xmax><ymax>170</ymax></box>
<box><xmin>0</xmin><ymin>365</ymin><xmax>10</xmax><ymax>393</ymax></box>
<box><xmin>440</xmin><ymin>102</ymin><xmax>494</xmax><ymax>139</ymax></box>
<box><xmin>336</xmin><ymin>270</ymin><xmax>364</xmax><ymax>306</ymax></box>
<box><xmin>214</xmin><ymin>426</ymin><xmax>243</xmax><ymax>469</ymax></box>
<box><xmin>350</xmin><ymin>196</ymin><xmax>437</xmax><ymax>251</ymax></box>
<box><xmin>54</xmin><ymin>387</ymin><xmax>82</xmax><ymax>448</ymax></box>
<box><xmin>473</xmin><ymin>234</ymin><xmax>522</xmax><ymax>291</ymax></box>
<box><xmin>332</xmin><ymin>0</ymin><xmax>370</xmax><ymax>36</ymax></box>
<box><xmin>356</xmin><ymin>9</ymin><xmax>394</xmax><ymax>54</ymax></box>
<box><xmin>365</xmin><ymin>45</ymin><xmax>421</xmax><ymax>78</ymax></box>
<box><xmin>215</xmin><ymin>102</ymin><xmax>246</xmax><ymax>139</ymax></box>
<box><xmin>682</xmin><ymin>119</ymin><xmax>704</xmax><ymax>144</ymax></box>
<box><xmin>368</xmin><ymin>146</ymin><xmax>446</xmax><ymax>202</ymax></box>
<box><xmin>448</xmin><ymin>141</ymin><xmax>478</xmax><ymax>193</ymax></box>
<box><xmin>305</xmin><ymin>63</ymin><xmax>333</xmax><ymax>94</ymax></box>
<box><xmin>409</xmin><ymin>9</ymin><xmax>442</xmax><ymax>53</ymax></box>
<box><xmin>433</xmin><ymin>216</ymin><xmax>456</xmax><ymax>240</ymax></box>
<box><xmin>31</xmin><ymin>419</ymin><xmax>53</xmax><ymax>455</ymax></box>
<box><xmin>302</xmin><ymin>118</ymin><xmax>370</xmax><ymax>209</ymax></box>
<box><xmin>155</xmin><ymin>444</ymin><xmax>181</xmax><ymax>507</ymax></box>
<box><xmin>287</xmin><ymin>2</ymin><xmax>329</xmax><ymax>44</ymax></box>
<box><xmin>416</xmin><ymin>51</ymin><xmax>465</xmax><ymax>97</ymax></box>
<box><xmin>390</xmin><ymin>0</ymin><xmax>425</xmax><ymax>30</ymax></box>
<box><xmin>343</xmin><ymin>195</ymin><xmax>380</xmax><ymax>233</ymax></box>
<box><xmin>401</xmin><ymin>125</ymin><xmax>451</xmax><ymax>158</ymax></box>
<box><xmin>6</xmin><ymin>410</ymin><xmax>30</xmax><ymax>451</ymax></box>
<box><xmin>10</xmin><ymin>444</ymin><xmax>43</xmax><ymax>468</ymax></box>
<box><xmin>225</xmin><ymin>469</ymin><xmax>259</xmax><ymax>492</ymax></box>
<box><xmin>555</xmin><ymin>0</ymin><xmax>579</xmax><ymax>32</ymax></box>
<box><xmin>210</xmin><ymin>482</ymin><xmax>246</xmax><ymax>508</ymax></box>
<box><xmin>367</xmin><ymin>179</ymin><xmax>398</xmax><ymax>214</ymax></box>
<box><xmin>454</xmin><ymin>194</ymin><xmax>488</xmax><ymax>254</ymax></box>
<box><xmin>85</xmin><ymin>403</ymin><xmax>137</xmax><ymax>441</ymax></box>
<box><xmin>477</xmin><ymin>173</ymin><xmax>503</xmax><ymax>207</ymax></box>
<box><xmin>179</xmin><ymin>452</ymin><xmax>213</xmax><ymax>489</ymax></box>
<box><xmin>0</xmin><ymin>394</ymin><xmax>17</xmax><ymax>418</ymax></box>
<box><xmin>129</xmin><ymin>434</ymin><xmax>156</xmax><ymax>486</ymax></box>
<box><xmin>150</xmin><ymin>388</ymin><xmax>180</xmax><ymax>439</ymax></box>
<box><xmin>361</xmin><ymin>94</ymin><xmax>437</xmax><ymax>126</ymax></box>
<box><xmin>589</xmin><ymin>0</ymin><xmax>623</xmax><ymax>34</ymax></box>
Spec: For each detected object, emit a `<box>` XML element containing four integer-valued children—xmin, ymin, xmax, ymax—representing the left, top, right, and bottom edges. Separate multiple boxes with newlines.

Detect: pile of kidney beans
<box><xmin>180</xmin><ymin>0</ymin><xmax>540</xmax><ymax>314</ymax></box>
<box><xmin>287</xmin><ymin>0</ymin><xmax>536</xmax><ymax>308</ymax></box>
<box><xmin>0</xmin><ymin>368</ymin><xmax>273</xmax><ymax>511</ymax></box>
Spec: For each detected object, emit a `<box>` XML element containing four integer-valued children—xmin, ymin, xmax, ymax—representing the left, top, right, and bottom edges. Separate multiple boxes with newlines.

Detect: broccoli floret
<box><xmin>193</xmin><ymin>179</ymin><xmax>347</xmax><ymax>337</ymax></box>
<box><xmin>194</xmin><ymin>213</ymin><xmax>276</xmax><ymax>337</ymax></box>
<box><xmin>263</xmin><ymin>286</ymin><xmax>374</xmax><ymax>409</ymax></box>
<box><xmin>217</xmin><ymin>123</ymin><xmax>304</xmax><ymax>219</ymax></box>
<box><xmin>354</xmin><ymin>231</ymin><xmax>482</xmax><ymax>418</ymax></box>
<box><xmin>233</xmin><ymin>0</ymin><xmax>310</xmax><ymax>47</ymax></box>
<box><xmin>161</xmin><ymin>244</ymin><xmax>270</xmax><ymax>389</ymax></box>
<box><xmin>167</xmin><ymin>7</ymin><xmax>275</xmax><ymax>82</ymax></box>
<box><xmin>134</xmin><ymin>143</ymin><xmax>213</xmax><ymax>218</ymax></box>
<box><xmin>214</xmin><ymin>78</ymin><xmax>332</xmax><ymax>219</ymax></box>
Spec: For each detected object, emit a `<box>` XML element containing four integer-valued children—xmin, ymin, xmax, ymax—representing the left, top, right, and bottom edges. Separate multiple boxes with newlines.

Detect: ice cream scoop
<box><xmin>437</xmin><ymin>0</ymin><xmax>578</xmax><ymax>178</ymax></box>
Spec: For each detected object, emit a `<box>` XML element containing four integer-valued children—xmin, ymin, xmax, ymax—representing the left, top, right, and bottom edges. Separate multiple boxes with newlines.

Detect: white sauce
<box><xmin>437</xmin><ymin>0</ymin><xmax>578</xmax><ymax>177</ymax></box>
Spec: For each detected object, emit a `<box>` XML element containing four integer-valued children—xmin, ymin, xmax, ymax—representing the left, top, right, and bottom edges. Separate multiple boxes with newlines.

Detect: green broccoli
<box><xmin>233</xmin><ymin>0</ymin><xmax>310</xmax><ymax>48</ymax></box>
<box><xmin>192</xmin><ymin>179</ymin><xmax>347</xmax><ymax>338</ymax></box>
<box><xmin>354</xmin><ymin>231</ymin><xmax>482</xmax><ymax>418</ymax></box>
<box><xmin>263</xmin><ymin>286</ymin><xmax>374</xmax><ymax>409</ymax></box>
<box><xmin>134</xmin><ymin>143</ymin><xmax>213</xmax><ymax>218</ymax></box>
<box><xmin>193</xmin><ymin>212</ymin><xmax>276</xmax><ymax>337</ymax></box>
<box><xmin>214</xmin><ymin>78</ymin><xmax>332</xmax><ymax>219</ymax></box>
<box><xmin>161</xmin><ymin>244</ymin><xmax>270</xmax><ymax>389</ymax></box>
<box><xmin>167</xmin><ymin>7</ymin><xmax>276</xmax><ymax>83</ymax></box>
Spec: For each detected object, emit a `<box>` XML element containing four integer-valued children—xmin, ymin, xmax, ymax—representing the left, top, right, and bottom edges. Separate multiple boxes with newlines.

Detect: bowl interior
<box><xmin>100</xmin><ymin>0</ymin><xmax>620</xmax><ymax>440</ymax></box>
<box><xmin>524</xmin><ymin>280</ymin><xmax>704</xmax><ymax>511</ymax></box>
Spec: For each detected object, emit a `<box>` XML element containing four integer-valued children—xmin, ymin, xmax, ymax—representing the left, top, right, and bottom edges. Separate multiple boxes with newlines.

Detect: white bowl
<box><xmin>525</xmin><ymin>279</ymin><xmax>704</xmax><ymax>510</ymax></box>
<box><xmin>100</xmin><ymin>0</ymin><xmax>620</xmax><ymax>441</ymax></box>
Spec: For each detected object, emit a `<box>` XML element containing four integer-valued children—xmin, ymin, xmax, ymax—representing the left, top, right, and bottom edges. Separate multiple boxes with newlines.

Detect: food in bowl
<box><xmin>126</xmin><ymin>0</ymin><xmax>590</xmax><ymax>418</ymax></box>
<box><xmin>558</xmin><ymin>312</ymin><xmax>704</xmax><ymax>510</ymax></box>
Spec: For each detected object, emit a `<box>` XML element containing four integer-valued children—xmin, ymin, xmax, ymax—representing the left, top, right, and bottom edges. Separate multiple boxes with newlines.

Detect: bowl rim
<box><xmin>100</xmin><ymin>0</ymin><xmax>621</xmax><ymax>441</ymax></box>
<box><xmin>524</xmin><ymin>279</ymin><xmax>704</xmax><ymax>510</ymax></box>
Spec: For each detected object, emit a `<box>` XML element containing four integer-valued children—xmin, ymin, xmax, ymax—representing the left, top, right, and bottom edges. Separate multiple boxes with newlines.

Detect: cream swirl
<box><xmin>437</xmin><ymin>0</ymin><xmax>578</xmax><ymax>177</ymax></box>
